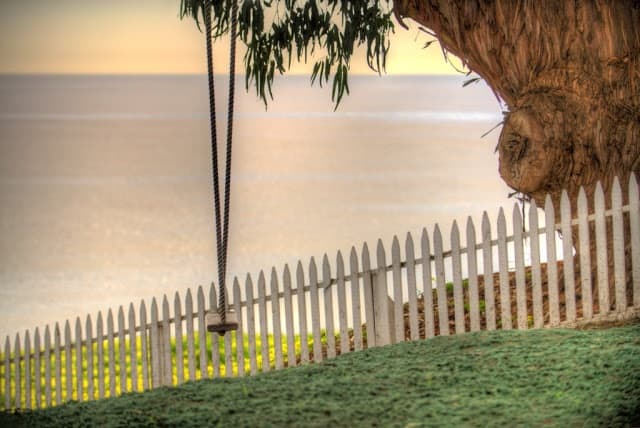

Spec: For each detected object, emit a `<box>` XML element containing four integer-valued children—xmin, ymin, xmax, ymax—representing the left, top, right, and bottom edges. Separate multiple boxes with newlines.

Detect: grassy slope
<box><xmin>2</xmin><ymin>324</ymin><xmax>639</xmax><ymax>428</ymax></box>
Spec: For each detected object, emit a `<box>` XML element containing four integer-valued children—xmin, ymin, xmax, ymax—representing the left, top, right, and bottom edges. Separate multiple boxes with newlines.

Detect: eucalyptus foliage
<box><xmin>180</xmin><ymin>0</ymin><xmax>395</xmax><ymax>106</ymax></box>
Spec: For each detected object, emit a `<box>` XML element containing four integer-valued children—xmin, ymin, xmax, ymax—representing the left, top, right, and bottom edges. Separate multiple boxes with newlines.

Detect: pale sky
<box><xmin>0</xmin><ymin>0</ymin><xmax>462</xmax><ymax>75</ymax></box>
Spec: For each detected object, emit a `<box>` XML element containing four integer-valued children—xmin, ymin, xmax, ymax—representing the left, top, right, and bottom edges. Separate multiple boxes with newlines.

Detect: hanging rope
<box><xmin>204</xmin><ymin>0</ymin><xmax>238</xmax><ymax>326</ymax></box>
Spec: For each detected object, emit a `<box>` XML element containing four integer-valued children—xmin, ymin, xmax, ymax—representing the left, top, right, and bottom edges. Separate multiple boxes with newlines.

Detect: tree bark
<box><xmin>394</xmin><ymin>0</ymin><xmax>640</xmax><ymax>308</ymax></box>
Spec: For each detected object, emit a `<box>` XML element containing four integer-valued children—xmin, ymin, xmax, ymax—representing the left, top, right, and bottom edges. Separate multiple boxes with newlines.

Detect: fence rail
<box><xmin>2</xmin><ymin>175</ymin><xmax>639</xmax><ymax>410</ymax></box>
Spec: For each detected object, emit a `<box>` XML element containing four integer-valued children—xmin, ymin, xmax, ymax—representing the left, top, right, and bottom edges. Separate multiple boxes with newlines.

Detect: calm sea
<box><xmin>0</xmin><ymin>74</ymin><xmax>511</xmax><ymax>338</ymax></box>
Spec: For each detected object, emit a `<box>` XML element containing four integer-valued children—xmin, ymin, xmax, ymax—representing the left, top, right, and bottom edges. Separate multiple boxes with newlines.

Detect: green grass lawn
<box><xmin>2</xmin><ymin>323</ymin><xmax>639</xmax><ymax>427</ymax></box>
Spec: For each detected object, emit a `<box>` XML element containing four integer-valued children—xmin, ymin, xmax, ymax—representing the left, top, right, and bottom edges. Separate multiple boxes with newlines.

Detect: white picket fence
<box><xmin>2</xmin><ymin>175</ymin><xmax>639</xmax><ymax>410</ymax></box>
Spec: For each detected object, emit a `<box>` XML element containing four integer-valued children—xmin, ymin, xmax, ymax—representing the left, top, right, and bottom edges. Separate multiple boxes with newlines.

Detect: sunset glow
<box><xmin>0</xmin><ymin>0</ymin><xmax>462</xmax><ymax>75</ymax></box>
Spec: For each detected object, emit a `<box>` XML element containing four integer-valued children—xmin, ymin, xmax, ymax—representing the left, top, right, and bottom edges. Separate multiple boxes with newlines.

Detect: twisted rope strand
<box><xmin>219</xmin><ymin>0</ymin><xmax>239</xmax><ymax>321</ymax></box>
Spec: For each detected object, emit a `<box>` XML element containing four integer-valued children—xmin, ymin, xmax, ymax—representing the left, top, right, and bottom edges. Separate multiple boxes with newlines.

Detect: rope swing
<box><xmin>204</xmin><ymin>0</ymin><xmax>239</xmax><ymax>335</ymax></box>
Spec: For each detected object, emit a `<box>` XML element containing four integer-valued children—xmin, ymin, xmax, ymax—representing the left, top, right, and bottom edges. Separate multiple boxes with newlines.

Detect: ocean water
<box><xmin>0</xmin><ymin>74</ymin><xmax>512</xmax><ymax>338</ymax></box>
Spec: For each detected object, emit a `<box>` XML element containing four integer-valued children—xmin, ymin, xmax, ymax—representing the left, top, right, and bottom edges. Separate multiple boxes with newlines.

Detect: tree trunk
<box><xmin>394</xmin><ymin>0</ymin><xmax>640</xmax><ymax>308</ymax></box>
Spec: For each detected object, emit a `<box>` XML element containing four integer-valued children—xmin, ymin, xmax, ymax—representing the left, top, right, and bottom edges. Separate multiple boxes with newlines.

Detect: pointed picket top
<box><xmin>309</xmin><ymin>257</ymin><xmax>318</xmax><ymax>281</ymax></box>
<box><xmin>34</xmin><ymin>326</ymin><xmax>41</xmax><ymax>347</ymax></box>
<box><xmin>631</xmin><ymin>172</ymin><xmax>639</xmax><ymax>201</ymax></box>
<box><xmin>376</xmin><ymin>239</ymin><xmax>386</xmax><ymax>268</ymax></box>
<box><xmin>44</xmin><ymin>324</ymin><xmax>51</xmax><ymax>344</ymax></box>
<box><xmin>283</xmin><ymin>264</ymin><xmax>291</xmax><ymax>287</ymax></box>
<box><xmin>173</xmin><ymin>292</ymin><xmax>182</xmax><ymax>316</ymax></box>
<box><xmin>65</xmin><ymin>319</ymin><xmax>71</xmax><ymax>338</ymax></box>
<box><xmin>336</xmin><ymin>250</ymin><xmax>345</xmax><ymax>277</ymax></box>
<box><xmin>271</xmin><ymin>267</ymin><xmax>279</xmax><ymax>291</ymax></box>
<box><xmin>233</xmin><ymin>277</ymin><xmax>243</xmax><ymax>306</ymax></box>
<box><xmin>405</xmin><ymin>232</ymin><xmax>415</xmax><ymax>257</ymax></box>
<box><xmin>420</xmin><ymin>227</ymin><xmax>431</xmax><ymax>268</ymax></box>
<box><xmin>258</xmin><ymin>270</ymin><xmax>266</xmax><ymax>291</ymax></box>
<box><xmin>612</xmin><ymin>175</ymin><xmax>622</xmax><ymax>205</ymax></box>
<box><xmin>197</xmin><ymin>285</ymin><xmax>206</xmax><ymax>311</ymax></box>
<box><xmin>482</xmin><ymin>211</ymin><xmax>491</xmax><ymax>232</ymax></box>
<box><xmin>296</xmin><ymin>260</ymin><xmax>305</xmax><ymax>287</ymax></box>
<box><xmin>209</xmin><ymin>282</ymin><xmax>217</xmax><ymax>311</ymax></box>
<box><xmin>85</xmin><ymin>314</ymin><xmax>93</xmax><ymax>339</ymax></box>
<box><xmin>392</xmin><ymin>235</ymin><xmax>401</xmax><ymax>262</ymax></box>
<box><xmin>497</xmin><ymin>207</ymin><xmax>506</xmax><ymax>236</ymax></box>
<box><xmin>466</xmin><ymin>217</ymin><xmax>476</xmax><ymax>245</ymax></box>
<box><xmin>75</xmin><ymin>316</ymin><xmax>82</xmax><ymax>339</ymax></box>
<box><xmin>451</xmin><ymin>220</ymin><xmax>460</xmax><ymax>242</ymax></box>
<box><xmin>150</xmin><ymin>298</ymin><xmax>159</xmax><ymax>320</ymax></box>
<box><xmin>630</xmin><ymin>173</ymin><xmax>640</xmax><ymax>307</ymax></box>
<box><xmin>595</xmin><ymin>180</ymin><xmax>605</xmax><ymax>211</ymax></box>
<box><xmin>528</xmin><ymin>198</ymin><xmax>539</xmax><ymax>228</ymax></box>
<box><xmin>362</xmin><ymin>242</ymin><xmax>371</xmax><ymax>270</ymax></box>
<box><xmin>322</xmin><ymin>253</ymin><xmax>331</xmax><ymax>282</ymax></box>
<box><xmin>185</xmin><ymin>289</ymin><xmax>193</xmax><ymax>313</ymax></box>
<box><xmin>350</xmin><ymin>246</ymin><xmax>358</xmax><ymax>270</ymax></box>
<box><xmin>24</xmin><ymin>329</ymin><xmax>31</xmax><ymax>359</ymax></box>
<box><xmin>118</xmin><ymin>306</ymin><xmax>126</xmax><ymax>331</ymax></box>
<box><xmin>127</xmin><ymin>302</ymin><xmax>135</xmax><ymax>328</ymax></box>
<box><xmin>433</xmin><ymin>224</ymin><xmax>443</xmax><ymax>251</ymax></box>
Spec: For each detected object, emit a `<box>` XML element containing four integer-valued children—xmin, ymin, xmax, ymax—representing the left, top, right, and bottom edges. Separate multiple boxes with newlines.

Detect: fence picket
<box><xmin>139</xmin><ymin>301</ymin><xmax>149</xmax><ymax>391</ymax></box>
<box><xmin>309</xmin><ymin>259</ymin><xmax>322</xmax><ymax>362</ymax></box>
<box><xmin>451</xmin><ymin>222</ymin><xmax>465</xmax><ymax>334</ymax></box>
<box><xmin>54</xmin><ymin>323</ymin><xmax>62</xmax><ymax>405</ymax></box>
<box><xmin>594</xmin><ymin>182</ymin><xmax>609</xmax><ymax>314</ymax></box>
<box><xmin>296</xmin><ymin>262</ymin><xmax>310</xmax><ymax>362</ymax></box>
<box><xmin>96</xmin><ymin>313</ymin><xmax>105</xmax><ymax>399</ymax></box>
<box><xmin>173</xmin><ymin>294</ymin><xmax>183</xmax><ymax>384</ymax></box>
<box><xmin>85</xmin><ymin>316</ymin><xmax>93</xmax><ymax>401</ymax></box>
<box><xmin>323</xmin><ymin>255</ymin><xmax>337</xmax><ymax>357</ymax></box>
<box><xmin>149</xmin><ymin>299</ymin><xmax>161</xmax><ymax>388</ymax></box>
<box><xmin>118</xmin><ymin>307</ymin><xmax>127</xmax><ymax>393</ymax></box>
<box><xmin>405</xmin><ymin>233</ymin><xmax>419</xmax><ymax>340</ymax></box>
<box><xmin>224</xmin><ymin>323</ymin><xmax>233</xmax><ymax>378</ymax></box>
<box><xmin>258</xmin><ymin>272</ymin><xmax>270</xmax><ymax>371</ymax></box>
<box><xmin>545</xmin><ymin>195</ymin><xmax>560</xmax><ymax>326</ymax></box>
<box><xmin>283</xmin><ymin>266</ymin><xmax>296</xmax><ymax>367</ymax></box>
<box><xmin>245</xmin><ymin>275</ymin><xmax>258</xmax><ymax>375</ymax></box>
<box><xmin>64</xmin><ymin>321</ymin><xmax>72</xmax><ymax>402</ymax></box>
<box><xmin>391</xmin><ymin>237</ymin><xmax>405</xmax><ymax>342</ymax></box>
<box><xmin>482</xmin><ymin>214</ymin><xmax>497</xmax><ymax>331</ymax></box>
<box><xmin>434</xmin><ymin>225</ymin><xmax>449</xmax><ymax>336</ymax></box>
<box><xmin>196</xmin><ymin>287</ymin><xmax>208</xmax><ymax>379</ymax></box>
<box><xmin>376</xmin><ymin>240</ymin><xmax>392</xmax><ymax>345</ymax></box>
<box><xmin>466</xmin><ymin>218</ymin><xmax>480</xmax><ymax>332</ymax></box>
<box><xmin>24</xmin><ymin>331</ymin><xmax>31</xmax><ymax>408</ymax></box>
<box><xmin>162</xmin><ymin>297</ymin><xmax>173</xmax><ymax>385</ymax></box>
<box><xmin>349</xmin><ymin>248</ymin><xmax>363</xmax><ymax>350</ymax></box>
<box><xmin>421</xmin><ymin>229</ymin><xmax>435</xmax><ymax>338</ymax></box>
<box><xmin>107</xmin><ymin>311</ymin><xmax>116</xmax><ymax>396</ymax></box>
<box><xmin>128</xmin><ymin>304</ymin><xmax>138</xmax><ymax>392</ymax></box>
<box><xmin>336</xmin><ymin>252</ymin><xmax>350</xmax><ymax>354</ymax></box>
<box><xmin>361</xmin><ymin>244</ymin><xmax>376</xmax><ymax>345</ymax></box>
<box><xmin>270</xmin><ymin>268</ymin><xmax>284</xmax><ymax>369</ymax></box>
<box><xmin>577</xmin><ymin>188</ymin><xmax>593</xmax><ymax>319</ymax></box>
<box><xmin>74</xmin><ymin>318</ymin><xmax>82</xmax><ymax>401</ymax></box>
<box><xmin>612</xmin><ymin>177</ymin><xmax>626</xmax><ymax>311</ymax></box>
<box><xmin>4</xmin><ymin>336</ymin><xmax>9</xmax><ymax>410</ymax></box>
<box><xmin>631</xmin><ymin>174</ymin><xmax>640</xmax><ymax>307</ymax></box>
<box><xmin>208</xmin><ymin>286</ymin><xmax>220</xmax><ymax>378</ymax></box>
<box><xmin>14</xmin><ymin>334</ymin><xmax>20</xmax><ymax>409</ymax></box>
<box><xmin>513</xmin><ymin>205</ymin><xmax>527</xmax><ymax>330</ymax></box>
<box><xmin>561</xmin><ymin>191</ymin><xmax>576</xmax><ymax>322</ymax></box>
<box><xmin>44</xmin><ymin>326</ymin><xmax>52</xmax><ymax>407</ymax></box>
<box><xmin>184</xmin><ymin>290</ymin><xmax>196</xmax><ymax>381</ymax></box>
<box><xmin>233</xmin><ymin>279</ymin><xmax>245</xmax><ymax>376</ymax></box>
<box><xmin>528</xmin><ymin>202</ymin><xmax>543</xmax><ymax>328</ymax></box>
<box><xmin>497</xmin><ymin>208</ymin><xmax>512</xmax><ymax>330</ymax></box>
<box><xmin>34</xmin><ymin>328</ymin><xmax>41</xmax><ymax>408</ymax></box>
